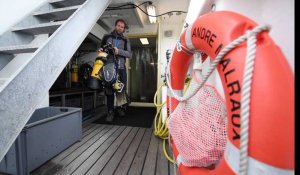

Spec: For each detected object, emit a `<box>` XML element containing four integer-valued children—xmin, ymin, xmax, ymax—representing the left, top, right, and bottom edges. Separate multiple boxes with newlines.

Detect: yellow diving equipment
<box><xmin>113</xmin><ymin>80</ymin><xmax>124</xmax><ymax>92</ymax></box>
<box><xmin>91</xmin><ymin>58</ymin><xmax>104</xmax><ymax>80</ymax></box>
<box><xmin>88</xmin><ymin>51</ymin><xmax>107</xmax><ymax>89</ymax></box>
<box><xmin>71</xmin><ymin>63</ymin><xmax>79</xmax><ymax>83</ymax></box>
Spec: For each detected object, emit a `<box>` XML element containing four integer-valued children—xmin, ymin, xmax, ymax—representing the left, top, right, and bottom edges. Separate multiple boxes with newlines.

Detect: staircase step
<box><xmin>12</xmin><ymin>21</ymin><xmax>64</xmax><ymax>35</ymax></box>
<box><xmin>34</xmin><ymin>5</ymin><xmax>80</xmax><ymax>21</ymax></box>
<box><xmin>49</xmin><ymin>0</ymin><xmax>86</xmax><ymax>8</ymax></box>
<box><xmin>0</xmin><ymin>45</ymin><xmax>38</xmax><ymax>54</ymax></box>
<box><xmin>0</xmin><ymin>53</ymin><xmax>33</xmax><ymax>79</ymax></box>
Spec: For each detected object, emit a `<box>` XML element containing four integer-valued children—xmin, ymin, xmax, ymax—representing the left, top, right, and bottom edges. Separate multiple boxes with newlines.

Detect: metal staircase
<box><xmin>0</xmin><ymin>0</ymin><xmax>111</xmax><ymax>162</ymax></box>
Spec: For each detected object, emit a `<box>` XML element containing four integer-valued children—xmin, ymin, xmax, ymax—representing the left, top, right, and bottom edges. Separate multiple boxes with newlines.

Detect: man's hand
<box><xmin>98</xmin><ymin>48</ymin><xmax>103</xmax><ymax>52</ymax></box>
<box><xmin>114</xmin><ymin>47</ymin><xmax>119</xmax><ymax>55</ymax></box>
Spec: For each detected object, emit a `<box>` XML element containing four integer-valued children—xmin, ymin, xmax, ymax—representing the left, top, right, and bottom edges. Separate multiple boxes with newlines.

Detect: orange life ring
<box><xmin>168</xmin><ymin>11</ymin><xmax>294</xmax><ymax>174</ymax></box>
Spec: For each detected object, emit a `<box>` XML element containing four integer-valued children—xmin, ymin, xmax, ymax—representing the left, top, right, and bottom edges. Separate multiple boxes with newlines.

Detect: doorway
<box><xmin>127</xmin><ymin>36</ymin><xmax>157</xmax><ymax>106</ymax></box>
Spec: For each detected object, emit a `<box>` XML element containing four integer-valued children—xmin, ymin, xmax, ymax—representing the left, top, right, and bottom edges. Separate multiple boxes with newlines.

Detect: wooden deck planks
<box><xmin>127</xmin><ymin>129</ymin><xmax>153</xmax><ymax>175</ymax></box>
<box><xmin>114</xmin><ymin>128</ymin><xmax>146</xmax><ymax>175</ymax></box>
<box><xmin>99</xmin><ymin>128</ymin><xmax>145</xmax><ymax>175</ymax></box>
<box><xmin>55</xmin><ymin>126</ymin><xmax>124</xmax><ymax>175</ymax></box>
<box><xmin>31</xmin><ymin>123</ymin><xmax>175</xmax><ymax>175</ymax></box>
<box><xmin>156</xmin><ymin>140</ymin><xmax>169</xmax><ymax>175</ymax></box>
<box><xmin>85</xmin><ymin>127</ymin><xmax>138</xmax><ymax>175</ymax></box>
<box><xmin>141</xmin><ymin>133</ymin><xmax>160</xmax><ymax>175</ymax></box>
<box><xmin>82</xmin><ymin>124</ymin><xmax>99</xmax><ymax>137</ymax></box>
<box><xmin>112</xmin><ymin>128</ymin><xmax>147</xmax><ymax>175</ymax></box>
<box><xmin>76</xmin><ymin>127</ymin><xmax>132</xmax><ymax>175</ymax></box>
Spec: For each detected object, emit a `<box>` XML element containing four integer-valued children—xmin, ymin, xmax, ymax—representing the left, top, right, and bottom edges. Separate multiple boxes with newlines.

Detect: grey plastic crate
<box><xmin>0</xmin><ymin>106</ymin><xmax>82</xmax><ymax>175</ymax></box>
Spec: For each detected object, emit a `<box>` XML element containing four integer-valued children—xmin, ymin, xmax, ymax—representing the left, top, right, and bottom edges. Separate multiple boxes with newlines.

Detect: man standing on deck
<box><xmin>99</xmin><ymin>19</ymin><xmax>132</xmax><ymax>123</ymax></box>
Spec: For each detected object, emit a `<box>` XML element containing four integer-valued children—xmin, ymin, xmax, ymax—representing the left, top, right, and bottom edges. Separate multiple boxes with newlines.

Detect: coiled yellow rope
<box><xmin>153</xmin><ymin>82</ymin><xmax>175</xmax><ymax>164</ymax></box>
<box><xmin>153</xmin><ymin>77</ymin><xmax>191</xmax><ymax>164</ymax></box>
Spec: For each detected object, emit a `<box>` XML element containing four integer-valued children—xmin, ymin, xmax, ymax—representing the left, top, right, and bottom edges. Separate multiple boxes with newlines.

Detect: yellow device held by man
<box><xmin>88</xmin><ymin>51</ymin><xmax>107</xmax><ymax>89</ymax></box>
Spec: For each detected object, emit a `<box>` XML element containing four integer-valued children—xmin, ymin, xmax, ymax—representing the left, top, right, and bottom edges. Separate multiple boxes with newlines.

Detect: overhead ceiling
<box><xmin>86</xmin><ymin>0</ymin><xmax>191</xmax><ymax>48</ymax></box>
<box><xmin>97</xmin><ymin>5</ymin><xmax>144</xmax><ymax>31</ymax></box>
<box><xmin>97</xmin><ymin>0</ymin><xmax>190</xmax><ymax>34</ymax></box>
<box><xmin>80</xmin><ymin>0</ymin><xmax>190</xmax><ymax>55</ymax></box>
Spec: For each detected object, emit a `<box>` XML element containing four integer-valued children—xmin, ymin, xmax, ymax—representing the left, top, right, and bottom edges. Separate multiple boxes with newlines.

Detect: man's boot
<box><xmin>116</xmin><ymin>106</ymin><xmax>126</xmax><ymax>117</ymax></box>
<box><xmin>106</xmin><ymin>110</ymin><xmax>114</xmax><ymax>123</ymax></box>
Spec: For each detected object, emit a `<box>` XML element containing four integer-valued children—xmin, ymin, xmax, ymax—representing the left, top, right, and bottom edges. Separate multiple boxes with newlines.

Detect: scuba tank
<box><xmin>71</xmin><ymin>54</ymin><xmax>81</xmax><ymax>87</ymax></box>
<box><xmin>71</xmin><ymin>63</ymin><xmax>79</xmax><ymax>83</ymax></box>
<box><xmin>88</xmin><ymin>51</ymin><xmax>106</xmax><ymax>90</ymax></box>
<box><xmin>71</xmin><ymin>60</ymin><xmax>80</xmax><ymax>88</ymax></box>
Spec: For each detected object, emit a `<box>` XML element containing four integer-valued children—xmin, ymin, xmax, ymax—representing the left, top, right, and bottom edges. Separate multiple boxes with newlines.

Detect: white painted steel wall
<box><xmin>156</xmin><ymin>21</ymin><xmax>185</xmax><ymax>106</ymax></box>
<box><xmin>157</xmin><ymin>22</ymin><xmax>185</xmax><ymax>84</ymax></box>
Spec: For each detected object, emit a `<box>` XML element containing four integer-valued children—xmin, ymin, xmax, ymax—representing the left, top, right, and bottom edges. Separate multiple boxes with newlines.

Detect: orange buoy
<box><xmin>167</xmin><ymin>11</ymin><xmax>294</xmax><ymax>175</ymax></box>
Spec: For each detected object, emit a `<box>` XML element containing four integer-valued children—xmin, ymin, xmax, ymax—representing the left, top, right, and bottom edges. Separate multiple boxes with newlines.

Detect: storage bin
<box><xmin>0</xmin><ymin>107</ymin><xmax>82</xmax><ymax>175</ymax></box>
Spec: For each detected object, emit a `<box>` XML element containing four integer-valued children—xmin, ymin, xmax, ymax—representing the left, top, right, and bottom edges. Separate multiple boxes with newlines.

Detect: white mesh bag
<box><xmin>167</xmin><ymin>84</ymin><xmax>227</xmax><ymax>167</ymax></box>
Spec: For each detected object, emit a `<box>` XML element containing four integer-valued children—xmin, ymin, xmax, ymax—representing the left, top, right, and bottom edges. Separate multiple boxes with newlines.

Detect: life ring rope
<box><xmin>166</xmin><ymin>24</ymin><xmax>271</xmax><ymax>174</ymax></box>
<box><xmin>239</xmin><ymin>25</ymin><xmax>270</xmax><ymax>175</ymax></box>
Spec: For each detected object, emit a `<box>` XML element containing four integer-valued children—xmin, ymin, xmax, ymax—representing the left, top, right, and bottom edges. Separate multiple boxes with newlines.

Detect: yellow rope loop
<box><xmin>163</xmin><ymin>139</ymin><xmax>176</xmax><ymax>164</ymax></box>
<box><xmin>153</xmin><ymin>78</ymin><xmax>192</xmax><ymax>164</ymax></box>
<box><xmin>153</xmin><ymin>82</ymin><xmax>174</xmax><ymax>163</ymax></box>
<box><xmin>154</xmin><ymin>82</ymin><xmax>166</xmax><ymax>107</ymax></box>
<box><xmin>154</xmin><ymin>105</ymin><xmax>169</xmax><ymax>139</ymax></box>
